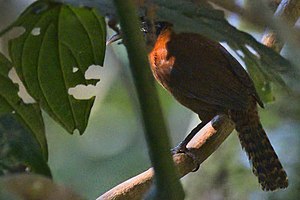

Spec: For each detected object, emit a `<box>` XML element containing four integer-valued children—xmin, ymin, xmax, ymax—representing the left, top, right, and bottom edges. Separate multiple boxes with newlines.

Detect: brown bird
<box><xmin>108</xmin><ymin>20</ymin><xmax>288</xmax><ymax>191</ymax></box>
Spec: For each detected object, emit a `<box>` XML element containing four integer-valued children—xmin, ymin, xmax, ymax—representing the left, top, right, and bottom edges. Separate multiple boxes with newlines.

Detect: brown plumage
<box><xmin>147</xmin><ymin>23</ymin><xmax>288</xmax><ymax>191</ymax></box>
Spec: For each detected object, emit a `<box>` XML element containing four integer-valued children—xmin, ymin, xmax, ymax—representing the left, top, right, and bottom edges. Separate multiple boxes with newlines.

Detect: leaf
<box><xmin>0</xmin><ymin>53</ymin><xmax>49</xmax><ymax>175</ymax></box>
<box><xmin>9</xmin><ymin>1</ymin><xmax>106</xmax><ymax>134</ymax></box>
<box><xmin>0</xmin><ymin>53</ymin><xmax>48</xmax><ymax>159</ymax></box>
<box><xmin>0</xmin><ymin>114</ymin><xmax>51</xmax><ymax>177</ymax></box>
<box><xmin>152</xmin><ymin>0</ymin><xmax>293</xmax><ymax>102</ymax></box>
<box><xmin>244</xmin><ymin>55</ymin><xmax>275</xmax><ymax>103</ymax></box>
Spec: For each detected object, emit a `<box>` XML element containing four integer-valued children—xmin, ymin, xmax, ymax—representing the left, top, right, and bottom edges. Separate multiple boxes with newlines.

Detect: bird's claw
<box><xmin>171</xmin><ymin>144</ymin><xmax>200</xmax><ymax>172</ymax></box>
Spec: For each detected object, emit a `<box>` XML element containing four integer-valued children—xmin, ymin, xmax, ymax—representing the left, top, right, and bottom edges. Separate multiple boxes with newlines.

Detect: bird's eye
<box><xmin>140</xmin><ymin>27</ymin><xmax>148</xmax><ymax>33</ymax></box>
<box><xmin>155</xmin><ymin>22</ymin><xmax>169</xmax><ymax>36</ymax></box>
<box><xmin>140</xmin><ymin>20</ymin><xmax>149</xmax><ymax>33</ymax></box>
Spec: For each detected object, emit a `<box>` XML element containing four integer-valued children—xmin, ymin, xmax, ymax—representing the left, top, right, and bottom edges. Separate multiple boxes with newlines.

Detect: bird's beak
<box><xmin>106</xmin><ymin>33</ymin><xmax>122</xmax><ymax>45</ymax></box>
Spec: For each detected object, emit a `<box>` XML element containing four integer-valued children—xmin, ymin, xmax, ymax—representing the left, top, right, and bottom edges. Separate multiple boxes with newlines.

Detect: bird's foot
<box><xmin>171</xmin><ymin>143</ymin><xmax>200</xmax><ymax>172</ymax></box>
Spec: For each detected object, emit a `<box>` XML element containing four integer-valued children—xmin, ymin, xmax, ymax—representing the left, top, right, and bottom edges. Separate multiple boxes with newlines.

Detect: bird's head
<box><xmin>106</xmin><ymin>18</ymin><xmax>172</xmax><ymax>48</ymax></box>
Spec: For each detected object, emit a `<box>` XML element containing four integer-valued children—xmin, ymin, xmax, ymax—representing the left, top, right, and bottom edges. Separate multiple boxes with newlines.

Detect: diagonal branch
<box><xmin>97</xmin><ymin>115</ymin><xmax>235</xmax><ymax>200</ymax></box>
<box><xmin>262</xmin><ymin>0</ymin><xmax>300</xmax><ymax>51</ymax></box>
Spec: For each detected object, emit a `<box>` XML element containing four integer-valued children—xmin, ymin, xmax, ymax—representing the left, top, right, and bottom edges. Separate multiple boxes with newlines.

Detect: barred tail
<box><xmin>232</xmin><ymin>108</ymin><xmax>288</xmax><ymax>191</ymax></box>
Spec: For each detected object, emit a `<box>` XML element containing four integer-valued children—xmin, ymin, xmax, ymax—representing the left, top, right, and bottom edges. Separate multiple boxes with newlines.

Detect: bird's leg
<box><xmin>172</xmin><ymin>122</ymin><xmax>206</xmax><ymax>153</ymax></box>
<box><xmin>171</xmin><ymin>121</ymin><xmax>206</xmax><ymax>171</ymax></box>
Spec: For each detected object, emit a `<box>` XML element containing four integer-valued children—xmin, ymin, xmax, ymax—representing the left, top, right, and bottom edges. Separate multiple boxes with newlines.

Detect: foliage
<box><xmin>8</xmin><ymin>1</ymin><xmax>106</xmax><ymax>134</ymax></box>
<box><xmin>0</xmin><ymin>54</ymin><xmax>50</xmax><ymax>176</ymax></box>
<box><xmin>0</xmin><ymin>0</ymin><xmax>298</xmax><ymax>199</ymax></box>
<box><xmin>0</xmin><ymin>114</ymin><xmax>51</xmax><ymax>177</ymax></box>
<box><xmin>0</xmin><ymin>1</ymin><xmax>106</xmax><ymax>197</ymax></box>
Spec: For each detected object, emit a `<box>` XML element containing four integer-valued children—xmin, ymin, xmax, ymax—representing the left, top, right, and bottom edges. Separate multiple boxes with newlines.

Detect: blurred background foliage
<box><xmin>0</xmin><ymin>0</ymin><xmax>299</xmax><ymax>199</ymax></box>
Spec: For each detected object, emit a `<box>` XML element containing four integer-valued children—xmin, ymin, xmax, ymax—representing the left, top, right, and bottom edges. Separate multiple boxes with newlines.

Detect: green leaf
<box><xmin>0</xmin><ymin>53</ymin><xmax>49</xmax><ymax>175</ymax></box>
<box><xmin>0</xmin><ymin>53</ymin><xmax>48</xmax><ymax>159</ymax></box>
<box><xmin>0</xmin><ymin>114</ymin><xmax>51</xmax><ymax>177</ymax></box>
<box><xmin>243</xmin><ymin>55</ymin><xmax>275</xmax><ymax>103</ymax></box>
<box><xmin>9</xmin><ymin>1</ymin><xmax>106</xmax><ymax>134</ymax></box>
<box><xmin>153</xmin><ymin>0</ymin><xmax>292</xmax><ymax>103</ymax></box>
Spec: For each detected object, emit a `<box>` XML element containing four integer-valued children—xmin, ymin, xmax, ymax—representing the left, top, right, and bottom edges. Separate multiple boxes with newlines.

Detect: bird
<box><xmin>107</xmin><ymin>20</ymin><xmax>288</xmax><ymax>191</ymax></box>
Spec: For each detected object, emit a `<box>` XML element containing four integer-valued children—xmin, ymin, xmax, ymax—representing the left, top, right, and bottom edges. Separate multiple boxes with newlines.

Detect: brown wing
<box><xmin>216</xmin><ymin>43</ymin><xmax>264</xmax><ymax>108</ymax></box>
<box><xmin>163</xmin><ymin>32</ymin><xmax>262</xmax><ymax>111</ymax></box>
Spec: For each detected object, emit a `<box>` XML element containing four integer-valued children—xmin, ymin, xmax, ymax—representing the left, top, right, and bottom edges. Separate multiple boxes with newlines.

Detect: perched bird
<box><xmin>108</xmin><ymin>20</ymin><xmax>288</xmax><ymax>191</ymax></box>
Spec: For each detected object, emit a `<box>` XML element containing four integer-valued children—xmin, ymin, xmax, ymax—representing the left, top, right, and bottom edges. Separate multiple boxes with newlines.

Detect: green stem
<box><xmin>113</xmin><ymin>0</ymin><xmax>184</xmax><ymax>199</ymax></box>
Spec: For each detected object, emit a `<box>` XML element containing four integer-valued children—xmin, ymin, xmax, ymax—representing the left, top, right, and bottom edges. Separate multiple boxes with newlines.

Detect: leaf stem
<box><xmin>112</xmin><ymin>0</ymin><xmax>184</xmax><ymax>199</ymax></box>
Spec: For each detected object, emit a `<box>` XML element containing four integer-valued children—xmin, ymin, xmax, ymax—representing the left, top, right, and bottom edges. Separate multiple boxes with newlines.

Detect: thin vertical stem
<box><xmin>113</xmin><ymin>0</ymin><xmax>184</xmax><ymax>199</ymax></box>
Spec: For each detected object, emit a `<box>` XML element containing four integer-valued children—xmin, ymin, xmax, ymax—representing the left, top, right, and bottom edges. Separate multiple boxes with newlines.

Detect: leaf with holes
<box><xmin>9</xmin><ymin>1</ymin><xmax>106</xmax><ymax>133</ymax></box>
<box><xmin>0</xmin><ymin>53</ymin><xmax>49</xmax><ymax>171</ymax></box>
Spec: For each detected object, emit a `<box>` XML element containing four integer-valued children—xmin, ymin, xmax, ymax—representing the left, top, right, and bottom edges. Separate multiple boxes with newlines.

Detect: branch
<box><xmin>207</xmin><ymin>0</ymin><xmax>269</xmax><ymax>27</ymax></box>
<box><xmin>262</xmin><ymin>0</ymin><xmax>300</xmax><ymax>51</ymax></box>
<box><xmin>208</xmin><ymin>0</ymin><xmax>300</xmax><ymax>45</ymax></box>
<box><xmin>97</xmin><ymin>115</ymin><xmax>235</xmax><ymax>200</ymax></box>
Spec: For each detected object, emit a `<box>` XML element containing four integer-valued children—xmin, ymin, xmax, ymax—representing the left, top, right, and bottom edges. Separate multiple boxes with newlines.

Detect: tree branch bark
<box><xmin>97</xmin><ymin>115</ymin><xmax>235</xmax><ymax>200</ymax></box>
<box><xmin>262</xmin><ymin>0</ymin><xmax>300</xmax><ymax>51</ymax></box>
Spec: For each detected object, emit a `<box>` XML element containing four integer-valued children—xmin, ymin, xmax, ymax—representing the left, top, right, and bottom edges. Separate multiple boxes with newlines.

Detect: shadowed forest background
<box><xmin>0</xmin><ymin>0</ymin><xmax>299</xmax><ymax>199</ymax></box>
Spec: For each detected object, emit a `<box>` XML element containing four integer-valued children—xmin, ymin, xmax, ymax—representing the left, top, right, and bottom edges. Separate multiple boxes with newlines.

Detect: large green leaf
<box><xmin>9</xmin><ymin>1</ymin><xmax>106</xmax><ymax>134</ymax></box>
